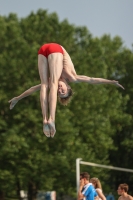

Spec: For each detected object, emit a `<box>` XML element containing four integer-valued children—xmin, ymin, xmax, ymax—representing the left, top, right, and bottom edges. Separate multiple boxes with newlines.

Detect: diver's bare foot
<box><xmin>48</xmin><ymin>120</ymin><xmax>56</xmax><ymax>138</ymax></box>
<box><xmin>8</xmin><ymin>98</ymin><xmax>18</xmax><ymax>110</ymax></box>
<box><xmin>43</xmin><ymin>123</ymin><xmax>50</xmax><ymax>137</ymax></box>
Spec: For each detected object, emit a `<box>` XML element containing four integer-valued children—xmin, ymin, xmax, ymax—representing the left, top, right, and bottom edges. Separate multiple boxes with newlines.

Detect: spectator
<box><xmin>90</xmin><ymin>177</ymin><xmax>106</xmax><ymax>200</ymax></box>
<box><xmin>117</xmin><ymin>183</ymin><xmax>133</xmax><ymax>200</ymax></box>
<box><xmin>78</xmin><ymin>172</ymin><xmax>98</xmax><ymax>200</ymax></box>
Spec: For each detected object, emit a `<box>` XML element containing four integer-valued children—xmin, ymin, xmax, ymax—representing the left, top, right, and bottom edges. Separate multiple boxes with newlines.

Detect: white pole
<box><xmin>80</xmin><ymin>161</ymin><xmax>133</xmax><ymax>173</ymax></box>
<box><xmin>76</xmin><ymin>158</ymin><xmax>82</xmax><ymax>196</ymax></box>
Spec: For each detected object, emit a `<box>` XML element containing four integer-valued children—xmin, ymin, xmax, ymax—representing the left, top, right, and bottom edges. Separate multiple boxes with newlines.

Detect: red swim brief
<box><xmin>38</xmin><ymin>43</ymin><xmax>64</xmax><ymax>58</ymax></box>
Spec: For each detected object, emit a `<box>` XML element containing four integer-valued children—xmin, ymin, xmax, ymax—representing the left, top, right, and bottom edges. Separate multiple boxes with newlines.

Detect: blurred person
<box><xmin>117</xmin><ymin>183</ymin><xmax>133</xmax><ymax>200</ymax></box>
<box><xmin>9</xmin><ymin>43</ymin><xmax>124</xmax><ymax>138</ymax></box>
<box><xmin>90</xmin><ymin>177</ymin><xmax>106</xmax><ymax>200</ymax></box>
<box><xmin>78</xmin><ymin>172</ymin><xmax>98</xmax><ymax>200</ymax></box>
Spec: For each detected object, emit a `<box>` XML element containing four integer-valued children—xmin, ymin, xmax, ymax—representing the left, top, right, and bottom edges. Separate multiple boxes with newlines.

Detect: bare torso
<box><xmin>119</xmin><ymin>195</ymin><xmax>133</xmax><ymax>200</ymax></box>
<box><xmin>60</xmin><ymin>46</ymin><xmax>77</xmax><ymax>82</ymax></box>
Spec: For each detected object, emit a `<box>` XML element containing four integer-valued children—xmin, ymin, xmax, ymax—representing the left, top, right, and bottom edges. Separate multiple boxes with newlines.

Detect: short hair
<box><xmin>90</xmin><ymin>177</ymin><xmax>102</xmax><ymax>189</ymax></box>
<box><xmin>80</xmin><ymin>172</ymin><xmax>90</xmax><ymax>180</ymax></box>
<box><xmin>119</xmin><ymin>183</ymin><xmax>129</xmax><ymax>192</ymax></box>
<box><xmin>58</xmin><ymin>88</ymin><xmax>73</xmax><ymax>106</ymax></box>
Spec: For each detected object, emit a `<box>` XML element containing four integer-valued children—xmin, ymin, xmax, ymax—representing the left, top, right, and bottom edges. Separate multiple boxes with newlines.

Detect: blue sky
<box><xmin>0</xmin><ymin>0</ymin><xmax>133</xmax><ymax>49</ymax></box>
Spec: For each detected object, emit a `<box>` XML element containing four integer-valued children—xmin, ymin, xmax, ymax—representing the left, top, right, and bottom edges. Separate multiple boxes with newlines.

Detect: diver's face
<box><xmin>58</xmin><ymin>81</ymin><xmax>68</xmax><ymax>98</ymax></box>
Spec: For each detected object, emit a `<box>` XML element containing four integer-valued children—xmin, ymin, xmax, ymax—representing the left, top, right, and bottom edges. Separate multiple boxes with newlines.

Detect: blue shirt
<box><xmin>82</xmin><ymin>183</ymin><xmax>97</xmax><ymax>200</ymax></box>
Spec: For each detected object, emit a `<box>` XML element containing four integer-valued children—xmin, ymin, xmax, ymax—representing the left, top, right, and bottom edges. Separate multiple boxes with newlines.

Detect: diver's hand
<box><xmin>112</xmin><ymin>80</ymin><xmax>125</xmax><ymax>90</ymax></box>
<box><xmin>8</xmin><ymin>97</ymin><xmax>18</xmax><ymax>109</ymax></box>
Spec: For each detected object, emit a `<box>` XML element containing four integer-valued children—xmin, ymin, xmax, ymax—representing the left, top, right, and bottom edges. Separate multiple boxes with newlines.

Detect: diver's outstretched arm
<box><xmin>8</xmin><ymin>84</ymin><xmax>41</xmax><ymax>109</ymax></box>
<box><xmin>73</xmin><ymin>75</ymin><xmax>125</xmax><ymax>89</ymax></box>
